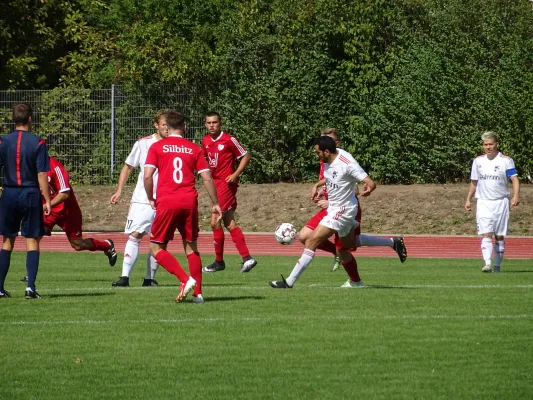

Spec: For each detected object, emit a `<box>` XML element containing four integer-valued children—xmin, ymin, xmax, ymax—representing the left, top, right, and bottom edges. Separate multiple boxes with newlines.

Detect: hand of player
<box><xmin>225</xmin><ymin>174</ymin><xmax>238</xmax><ymax>184</ymax></box>
<box><xmin>511</xmin><ymin>196</ymin><xmax>520</xmax><ymax>207</ymax></box>
<box><xmin>311</xmin><ymin>185</ymin><xmax>320</xmax><ymax>201</ymax></box>
<box><xmin>110</xmin><ymin>191</ymin><xmax>121</xmax><ymax>204</ymax></box>
<box><xmin>464</xmin><ymin>200</ymin><xmax>472</xmax><ymax>212</ymax></box>
<box><xmin>44</xmin><ymin>201</ymin><xmax>52</xmax><ymax>216</ymax></box>
<box><xmin>360</xmin><ymin>184</ymin><xmax>373</xmax><ymax>197</ymax></box>
<box><xmin>317</xmin><ymin>199</ymin><xmax>328</xmax><ymax>209</ymax></box>
<box><xmin>149</xmin><ymin>200</ymin><xmax>156</xmax><ymax>210</ymax></box>
<box><xmin>212</xmin><ymin>204</ymin><xmax>223</xmax><ymax>222</ymax></box>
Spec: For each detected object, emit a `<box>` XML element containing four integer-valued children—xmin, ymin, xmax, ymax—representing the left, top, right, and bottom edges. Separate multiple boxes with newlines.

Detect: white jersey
<box><xmin>323</xmin><ymin>148</ymin><xmax>368</xmax><ymax>208</ymax></box>
<box><xmin>470</xmin><ymin>152</ymin><xmax>517</xmax><ymax>200</ymax></box>
<box><xmin>125</xmin><ymin>134</ymin><xmax>159</xmax><ymax>204</ymax></box>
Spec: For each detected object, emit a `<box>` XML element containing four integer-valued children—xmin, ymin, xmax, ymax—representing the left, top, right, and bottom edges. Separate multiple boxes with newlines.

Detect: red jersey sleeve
<box><xmin>229</xmin><ymin>135</ymin><xmax>248</xmax><ymax>160</ymax></box>
<box><xmin>51</xmin><ymin>158</ymin><xmax>71</xmax><ymax>193</ymax></box>
<box><xmin>196</xmin><ymin>149</ymin><xmax>210</xmax><ymax>174</ymax></box>
<box><xmin>145</xmin><ymin>145</ymin><xmax>159</xmax><ymax>169</ymax></box>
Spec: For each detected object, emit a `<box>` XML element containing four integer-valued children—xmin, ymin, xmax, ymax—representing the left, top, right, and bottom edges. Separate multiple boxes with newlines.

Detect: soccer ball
<box><xmin>274</xmin><ymin>223</ymin><xmax>297</xmax><ymax>245</ymax></box>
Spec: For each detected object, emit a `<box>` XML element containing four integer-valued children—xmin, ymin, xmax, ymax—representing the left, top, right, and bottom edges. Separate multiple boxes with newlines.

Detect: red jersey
<box><xmin>43</xmin><ymin>157</ymin><xmax>79</xmax><ymax>213</ymax></box>
<box><xmin>201</xmin><ymin>132</ymin><xmax>248</xmax><ymax>180</ymax></box>
<box><xmin>145</xmin><ymin>135</ymin><xmax>210</xmax><ymax>209</ymax></box>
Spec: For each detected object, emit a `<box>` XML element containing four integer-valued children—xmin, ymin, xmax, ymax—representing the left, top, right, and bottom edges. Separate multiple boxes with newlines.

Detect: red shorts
<box><xmin>305</xmin><ymin>209</ymin><xmax>328</xmax><ymax>230</ymax></box>
<box><xmin>150</xmin><ymin>207</ymin><xmax>199</xmax><ymax>243</ymax></box>
<box><xmin>215</xmin><ymin>180</ymin><xmax>238</xmax><ymax>212</ymax></box>
<box><xmin>44</xmin><ymin>202</ymin><xmax>83</xmax><ymax>239</ymax></box>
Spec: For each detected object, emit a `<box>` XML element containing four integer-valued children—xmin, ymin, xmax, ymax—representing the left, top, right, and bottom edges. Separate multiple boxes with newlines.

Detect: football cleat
<box><xmin>269</xmin><ymin>275</ymin><xmax>292</xmax><ymax>289</ymax></box>
<box><xmin>176</xmin><ymin>277</ymin><xmax>196</xmax><ymax>303</ymax></box>
<box><xmin>20</xmin><ymin>276</ymin><xmax>28</xmax><ymax>283</ymax></box>
<box><xmin>142</xmin><ymin>278</ymin><xmax>158</xmax><ymax>287</ymax></box>
<box><xmin>331</xmin><ymin>255</ymin><xmax>341</xmax><ymax>272</ymax></box>
<box><xmin>112</xmin><ymin>276</ymin><xmax>130</xmax><ymax>287</ymax></box>
<box><xmin>202</xmin><ymin>260</ymin><xmax>226</xmax><ymax>273</ymax></box>
<box><xmin>240</xmin><ymin>257</ymin><xmax>258</xmax><ymax>273</ymax></box>
<box><xmin>105</xmin><ymin>239</ymin><xmax>118</xmax><ymax>267</ymax></box>
<box><xmin>0</xmin><ymin>290</ymin><xmax>11</xmax><ymax>299</ymax></box>
<box><xmin>341</xmin><ymin>279</ymin><xmax>365</xmax><ymax>288</ymax></box>
<box><xmin>192</xmin><ymin>294</ymin><xmax>204</xmax><ymax>304</ymax></box>
<box><xmin>492</xmin><ymin>266</ymin><xmax>500</xmax><ymax>273</ymax></box>
<box><xmin>393</xmin><ymin>237</ymin><xmax>407</xmax><ymax>263</ymax></box>
<box><xmin>482</xmin><ymin>265</ymin><xmax>492</xmax><ymax>273</ymax></box>
<box><xmin>25</xmin><ymin>289</ymin><xmax>41</xmax><ymax>299</ymax></box>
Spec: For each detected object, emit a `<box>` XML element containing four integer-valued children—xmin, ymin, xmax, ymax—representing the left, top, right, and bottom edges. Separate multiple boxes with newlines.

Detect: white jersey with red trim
<box><xmin>470</xmin><ymin>152</ymin><xmax>517</xmax><ymax>200</ymax></box>
<box><xmin>125</xmin><ymin>134</ymin><xmax>159</xmax><ymax>204</ymax></box>
<box><xmin>323</xmin><ymin>149</ymin><xmax>368</xmax><ymax>208</ymax></box>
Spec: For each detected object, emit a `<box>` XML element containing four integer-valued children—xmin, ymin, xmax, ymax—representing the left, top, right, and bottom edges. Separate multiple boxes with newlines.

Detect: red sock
<box><xmin>89</xmin><ymin>239</ymin><xmax>110</xmax><ymax>252</ymax></box>
<box><xmin>213</xmin><ymin>228</ymin><xmax>225</xmax><ymax>262</ymax></box>
<box><xmin>229</xmin><ymin>227</ymin><xmax>250</xmax><ymax>258</ymax></box>
<box><xmin>154</xmin><ymin>250</ymin><xmax>189</xmax><ymax>283</ymax></box>
<box><xmin>317</xmin><ymin>239</ymin><xmax>337</xmax><ymax>255</ymax></box>
<box><xmin>187</xmin><ymin>251</ymin><xmax>202</xmax><ymax>296</ymax></box>
<box><xmin>342</xmin><ymin>255</ymin><xmax>361</xmax><ymax>282</ymax></box>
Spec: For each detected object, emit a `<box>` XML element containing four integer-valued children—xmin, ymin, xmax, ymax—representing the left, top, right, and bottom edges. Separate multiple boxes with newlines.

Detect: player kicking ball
<box><xmin>22</xmin><ymin>156</ymin><xmax>117</xmax><ymax>284</ymax></box>
<box><xmin>270</xmin><ymin>136</ymin><xmax>377</xmax><ymax>289</ymax></box>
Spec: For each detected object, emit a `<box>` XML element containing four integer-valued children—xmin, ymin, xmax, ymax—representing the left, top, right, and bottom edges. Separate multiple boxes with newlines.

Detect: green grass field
<box><xmin>0</xmin><ymin>253</ymin><xmax>532</xmax><ymax>399</ymax></box>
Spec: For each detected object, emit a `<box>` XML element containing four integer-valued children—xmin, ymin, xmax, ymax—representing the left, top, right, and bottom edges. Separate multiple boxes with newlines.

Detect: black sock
<box><xmin>0</xmin><ymin>249</ymin><xmax>12</xmax><ymax>292</ymax></box>
<box><xmin>26</xmin><ymin>251</ymin><xmax>40</xmax><ymax>291</ymax></box>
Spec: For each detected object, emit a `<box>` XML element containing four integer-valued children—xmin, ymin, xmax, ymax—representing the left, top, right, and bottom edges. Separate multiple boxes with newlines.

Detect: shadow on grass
<box><xmin>45</xmin><ymin>292</ymin><xmax>116</xmax><ymax>299</ymax></box>
<box><xmin>196</xmin><ymin>295</ymin><xmax>265</xmax><ymax>302</ymax></box>
<box><xmin>363</xmin><ymin>285</ymin><xmax>418</xmax><ymax>289</ymax></box>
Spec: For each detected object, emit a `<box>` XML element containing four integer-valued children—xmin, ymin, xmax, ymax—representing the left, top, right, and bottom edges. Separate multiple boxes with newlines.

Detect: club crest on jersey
<box><xmin>218</xmin><ymin>144</ymin><xmax>225</xmax><ymax>151</ymax></box>
<box><xmin>332</xmin><ymin>171</ymin><xmax>338</xmax><ymax>179</ymax></box>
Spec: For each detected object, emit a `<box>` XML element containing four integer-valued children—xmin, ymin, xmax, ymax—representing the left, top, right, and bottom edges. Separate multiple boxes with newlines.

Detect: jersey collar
<box><xmin>210</xmin><ymin>132</ymin><xmax>225</xmax><ymax>142</ymax></box>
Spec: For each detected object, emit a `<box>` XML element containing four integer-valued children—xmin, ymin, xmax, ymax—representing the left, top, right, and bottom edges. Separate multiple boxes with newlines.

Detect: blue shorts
<box><xmin>0</xmin><ymin>187</ymin><xmax>45</xmax><ymax>238</ymax></box>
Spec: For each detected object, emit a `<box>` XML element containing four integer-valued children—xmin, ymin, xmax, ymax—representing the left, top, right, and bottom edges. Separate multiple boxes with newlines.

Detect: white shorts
<box><xmin>476</xmin><ymin>198</ymin><xmax>509</xmax><ymax>236</ymax></box>
<box><xmin>319</xmin><ymin>205</ymin><xmax>359</xmax><ymax>237</ymax></box>
<box><xmin>125</xmin><ymin>202</ymin><xmax>156</xmax><ymax>234</ymax></box>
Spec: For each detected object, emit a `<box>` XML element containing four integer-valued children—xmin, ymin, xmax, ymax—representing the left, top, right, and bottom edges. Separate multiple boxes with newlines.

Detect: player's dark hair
<box><xmin>163</xmin><ymin>109</ymin><xmax>185</xmax><ymax>129</ymax></box>
<box><xmin>315</xmin><ymin>135</ymin><xmax>337</xmax><ymax>153</ymax></box>
<box><xmin>204</xmin><ymin>111</ymin><xmax>221</xmax><ymax>122</ymax></box>
<box><xmin>13</xmin><ymin>103</ymin><xmax>32</xmax><ymax>125</ymax></box>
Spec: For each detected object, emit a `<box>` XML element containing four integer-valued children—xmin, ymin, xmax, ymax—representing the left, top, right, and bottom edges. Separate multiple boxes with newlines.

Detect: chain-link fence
<box><xmin>0</xmin><ymin>85</ymin><xmax>217</xmax><ymax>184</ymax></box>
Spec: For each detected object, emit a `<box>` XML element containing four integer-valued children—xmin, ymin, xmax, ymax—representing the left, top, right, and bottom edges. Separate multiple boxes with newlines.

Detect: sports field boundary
<box><xmin>26</xmin><ymin>232</ymin><xmax>533</xmax><ymax>259</ymax></box>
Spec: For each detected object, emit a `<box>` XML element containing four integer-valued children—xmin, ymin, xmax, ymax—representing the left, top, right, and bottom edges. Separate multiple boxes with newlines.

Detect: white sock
<box><xmin>122</xmin><ymin>236</ymin><xmax>141</xmax><ymax>277</ymax></box>
<box><xmin>358</xmin><ymin>234</ymin><xmax>393</xmax><ymax>247</ymax></box>
<box><xmin>494</xmin><ymin>240</ymin><xmax>505</xmax><ymax>267</ymax></box>
<box><xmin>481</xmin><ymin>238</ymin><xmax>493</xmax><ymax>266</ymax></box>
<box><xmin>286</xmin><ymin>249</ymin><xmax>315</xmax><ymax>287</ymax></box>
<box><xmin>146</xmin><ymin>251</ymin><xmax>159</xmax><ymax>279</ymax></box>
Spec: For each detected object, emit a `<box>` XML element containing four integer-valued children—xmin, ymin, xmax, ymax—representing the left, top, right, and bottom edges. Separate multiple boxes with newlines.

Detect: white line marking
<box><xmin>1</xmin><ymin>314</ymin><xmax>532</xmax><ymax>327</ymax></box>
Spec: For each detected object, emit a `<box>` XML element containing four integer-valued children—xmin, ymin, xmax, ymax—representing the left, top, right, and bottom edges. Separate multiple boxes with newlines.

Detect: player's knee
<box><xmin>70</xmin><ymin>242</ymin><xmax>83</xmax><ymax>251</ymax></box>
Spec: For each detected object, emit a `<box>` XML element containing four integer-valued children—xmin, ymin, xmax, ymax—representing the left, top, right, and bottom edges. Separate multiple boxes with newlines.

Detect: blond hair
<box><xmin>481</xmin><ymin>131</ymin><xmax>499</xmax><ymax>143</ymax></box>
<box><xmin>320</xmin><ymin>128</ymin><xmax>339</xmax><ymax>141</ymax></box>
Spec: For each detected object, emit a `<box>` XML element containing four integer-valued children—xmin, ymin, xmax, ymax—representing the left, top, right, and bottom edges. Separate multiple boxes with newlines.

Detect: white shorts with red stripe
<box><xmin>320</xmin><ymin>204</ymin><xmax>359</xmax><ymax>237</ymax></box>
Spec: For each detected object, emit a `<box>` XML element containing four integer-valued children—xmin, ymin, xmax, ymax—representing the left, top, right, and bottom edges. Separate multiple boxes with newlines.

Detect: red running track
<box><xmin>31</xmin><ymin>233</ymin><xmax>533</xmax><ymax>259</ymax></box>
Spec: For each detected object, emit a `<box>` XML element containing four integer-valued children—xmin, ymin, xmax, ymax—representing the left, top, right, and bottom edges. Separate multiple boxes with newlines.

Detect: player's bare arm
<box><xmin>465</xmin><ymin>180</ymin><xmax>478</xmax><ymax>211</ymax></box>
<box><xmin>200</xmin><ymin>170</ymin><xmax>222</xmax><ymax>221</ymax></box>
<box><xmin>311</xmin><ymin>178</ymin><xmax>326</xmax><ymax>200</ymax></box>
<box><xmin>110</xmin><ymin>163</ymin><xmax>134</xmax><ymax>204</ymax></box>
<box><xmin>226</xmin><ymin>153</ymin><xmax>251</xmax><ymax>183</ymax></box>
<box><xmin>359</xmin><ymin>176</ymin><xmax>377</xmax><ymax>197</ymax></box>
<box><xmin>143</xmin><ymin>166</ymin><xmax>156</xmax><ymax>210</ymax></box>
<box><xmin>510</xmin><ymin>175</ymin><xmax>520</xmax><ymax>207</ymax></box>
<box><xmin>44</xmin><ymin>191</ymin><xmax>70</xmax><ymax>211</ymax></box>
<box><xmin>38</xmin><ymin>171</ymin><xmax>52</xmax><ymax>215</ymax></box>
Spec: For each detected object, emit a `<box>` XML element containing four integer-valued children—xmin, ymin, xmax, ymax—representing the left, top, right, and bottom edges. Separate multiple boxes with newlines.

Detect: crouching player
<box><xmin>41</xmin><ymin>157</ymin><xmax>117</xmax><ymax>263</ymax></box>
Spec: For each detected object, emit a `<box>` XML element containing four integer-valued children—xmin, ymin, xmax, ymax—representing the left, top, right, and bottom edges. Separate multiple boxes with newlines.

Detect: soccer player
<box><xmin>144</xmin><ymin>109</ymin><xmax>222</xmax><ymax>303</ymax></box>
<box><xmin>465</xmin><ymin>131</ymin><xmax>520</xmax><ymax>273</ymax></box>
<box><xmin>41</xmin><ymin>156</ymin><xmax>117</xmax><ymax>262</ymax></box>
<box><xmin>270</xmin><ymin>135</ymin><xmax>376</xmax><ymax>289</ymax></box>
<box><xmin>201</xmin><ymin>112</ymin><xmax>257</xmax><ymax>273</ymax></box>
<box><xmin>109</xmin><ymin>111</ymin><xmax>165</xmax><ymax>287</ymax></box>
<box><xmin>0</xmin><ymin>103</ymin><xmax>51</xmax><ymax>299</ymax></box>
<box><xmin>298</xmin><ymin>128</ymin><xmax>407</xmax><ymax>270</ymax></box>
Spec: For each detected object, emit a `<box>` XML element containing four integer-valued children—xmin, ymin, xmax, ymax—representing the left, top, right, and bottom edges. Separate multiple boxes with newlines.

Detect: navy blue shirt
<box><xmin>0</xmin><ymin>130</ymin><xmax>50</xmax><ymax>187</ymax></box>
